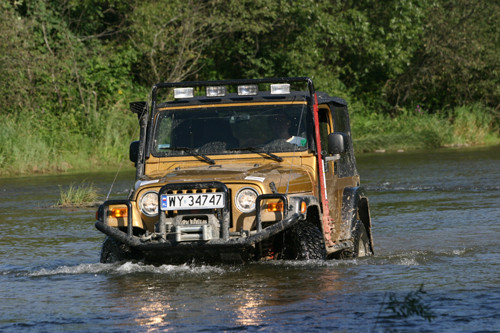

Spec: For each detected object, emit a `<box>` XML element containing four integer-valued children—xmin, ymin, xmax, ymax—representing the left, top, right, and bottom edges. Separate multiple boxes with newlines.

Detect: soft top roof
<box><xmin>316</xmin><ymin>92</ymin><xmax>347</xmax><ymax>107</ymax></box>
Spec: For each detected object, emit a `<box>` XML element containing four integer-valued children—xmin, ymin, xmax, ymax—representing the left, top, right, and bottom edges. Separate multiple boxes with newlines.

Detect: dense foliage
<box><xmin>1</xmin><ymin>0</ymin><xmax>498</xmax><ymax>174</ymax></box>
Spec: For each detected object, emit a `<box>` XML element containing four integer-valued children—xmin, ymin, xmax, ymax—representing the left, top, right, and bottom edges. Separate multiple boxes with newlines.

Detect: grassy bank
<box><xmin>351</xmin><ymin>104</ymin><xmax>499</xmax><ymax>153</ymax></box>
<box><xmin>0</xmin><ymin>104</ymin><xmax>498</xmax><ymax>177</ymax></box>
<box><xmin>0</xmin><ymin>99</ymin><xmax>137</xmax><ymax>176</ymax></box>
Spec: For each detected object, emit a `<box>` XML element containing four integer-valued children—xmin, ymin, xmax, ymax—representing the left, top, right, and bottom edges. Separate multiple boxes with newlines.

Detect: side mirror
<box><xmin>130</xmin><ymin>101</ymin><xmax>147</xmax><ymax>118</ymax></box>
<box><xmin>129</xmin><ymin>141</ymin><xmax>140</xmax><ymax>163</ymax></box>
<box><xmin>328</xmin><ymin>132</ymin><xmax>345</xmax><ymax>155</ymax></box>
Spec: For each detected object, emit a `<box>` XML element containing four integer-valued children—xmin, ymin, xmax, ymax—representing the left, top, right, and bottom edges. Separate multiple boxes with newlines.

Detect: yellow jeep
<box><xmin>95</xmin><ymin>77</ymin><xmax>373</xmax><ymax>263</ymax></box>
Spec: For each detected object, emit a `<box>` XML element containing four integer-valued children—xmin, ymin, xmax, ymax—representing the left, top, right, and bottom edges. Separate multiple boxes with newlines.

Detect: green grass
<box><xmin>351</xmin><ymin>112</ymin><xmax>451</xmax><ymax>152</ymax></box>
<box><xmin>351</xmin><ymin>104</ymin><xmax>499</xmax><ymax>153</ymax></box>
<box><xmin>0</xmin><ymin>98</ymin><xmax>137</xmax><ymax>176</ymax></box>
<box><xmin>449</xmin><ymin>103</ymin><xmax>497</xmax><ymax>146</ymax></box>
<box><xmin>56</xmin><ymin>181</ymin><xmax>100</xmax><ymax>207</ymax></box>
<box><xmin>1</xmin><ymin>103</ymin><xmax>498</xmax><ymax>177</ymax></box>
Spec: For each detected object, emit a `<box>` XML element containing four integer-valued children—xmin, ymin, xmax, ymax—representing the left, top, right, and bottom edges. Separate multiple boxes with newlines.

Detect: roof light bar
<box><xmin>173</xmin><ymin>87</ymin><xmax>194</xmax><ymax>99</ymax></box>
<box><xmin>270</xmin><ymin>83</ymin><xmax>290</xmax><ymax>94</ymax></box>
<box><xmin>238</xmin><ymin>85</ymin><xmax>258</xmax><ymax>96</ymax></box>
<box><xmin>206</xmin><ymin>86</ymin><xmax>226</xmax><ymax>97</ymax></box>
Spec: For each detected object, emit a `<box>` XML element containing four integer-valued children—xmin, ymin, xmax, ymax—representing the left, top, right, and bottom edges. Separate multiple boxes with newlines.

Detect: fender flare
<box><xmin>341</xmin><ymin>187</ymin><xmax>374</xmax><ymax>254</ymax></box>
<box><xmin>288</xmin><ymin>195</ymin><xmax>322</xmax><ymax>224</ymax></box>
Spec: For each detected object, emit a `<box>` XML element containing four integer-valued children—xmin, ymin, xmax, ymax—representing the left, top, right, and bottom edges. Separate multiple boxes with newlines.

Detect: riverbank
<box><xmin>1</xmin><ymin>104</ymin><xmax>498</xmax><ymax>177</ymax></box>
<box><xmin>351</xmin><ymin>103</ymin><xmax>499</xmax><ymax>153</ymax></box>
<box><xmin>0</xmin><ymin>100</ymin><xmax>137</xmax><ymax>177</ymax></box>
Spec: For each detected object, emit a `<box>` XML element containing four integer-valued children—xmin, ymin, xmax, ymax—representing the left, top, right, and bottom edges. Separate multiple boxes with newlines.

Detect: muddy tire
<box><xmin>285</xmin><ymin>220</ymin><xmax>327</xmax><ymax>260</ymax></box>
<box><xmin>333</xmin><ymin>220</ymin><xmax>372</xmax><ymax>259</ymax></box>
<box><xmin>353</xmin><ymin>220</ymin><xmax>372</xmax><ymax>258</ymax></box>
<box><xmin>100</xmin><ymin>236</ymin><xmax>129</xmax><ymax>263</ymax></box>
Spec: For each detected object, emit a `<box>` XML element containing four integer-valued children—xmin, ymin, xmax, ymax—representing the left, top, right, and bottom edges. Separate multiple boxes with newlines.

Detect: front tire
<box><xmin>285</xmin><ymin>220</ymin><xmax>327</xmax><ymax>260</ymax></box>
<box><xmin>100</xmin><ymin>236</ymin><xmax>129</xmax><ymax>263</ymax></box>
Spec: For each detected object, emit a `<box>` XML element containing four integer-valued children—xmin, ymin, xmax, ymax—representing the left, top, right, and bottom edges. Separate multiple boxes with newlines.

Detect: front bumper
<box><xmin>96</xmin><ymin>181</ymin><xmax>306</xmax><ymax>262</ymax></box>
<box><xmin>95</xmin><ymin>212</ymin><xmax>303</xmax><ymax>263</ymax></box>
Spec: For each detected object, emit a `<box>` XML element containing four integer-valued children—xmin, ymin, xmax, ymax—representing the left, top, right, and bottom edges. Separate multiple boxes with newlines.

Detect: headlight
<box><xmin>235</xmin><ymin>187</ymin><xmax>258</xmax><ymax>213</ymax></box>
<box><xmin>139</xmin><ymin>191</ymin><xmax>158</xmax><ymax>216</ymax></box>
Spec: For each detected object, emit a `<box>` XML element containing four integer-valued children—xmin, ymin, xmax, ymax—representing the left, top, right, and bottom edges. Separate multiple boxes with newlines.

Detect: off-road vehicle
<box><xmin>95</xmin><ymin>77</ymin><xmax>373</xmax><ymax>263</ymax></box>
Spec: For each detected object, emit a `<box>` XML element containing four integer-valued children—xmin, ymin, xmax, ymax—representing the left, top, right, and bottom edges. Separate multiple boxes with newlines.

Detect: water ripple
<box><xmin>365</xmin><ymin>182</ymin><xmax>500</xmax><ymax>192</ymax></box>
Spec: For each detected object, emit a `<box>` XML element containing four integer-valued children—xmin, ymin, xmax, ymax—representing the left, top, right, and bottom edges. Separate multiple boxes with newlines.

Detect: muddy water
<box><xmin>0</xmin><ymin>146</ymin><xmax>499</xmax><ymax>332</ymax></box>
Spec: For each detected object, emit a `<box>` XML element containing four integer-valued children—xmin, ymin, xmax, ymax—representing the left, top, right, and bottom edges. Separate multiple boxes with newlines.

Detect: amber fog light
<box><xmin>110</xmin><ymin>207</ymin><xmax>128</xmax><ymax>218</ymax></box>
<box><xmin>235</xmin><ymin>188</ymin><xmax>258</xmax><ymax>213</ymax></box>
<box><xmin>266</xmin><ymin>202</ymin><xmax>284</xmax><ymax>212</ymax></box>
<box><xmin>300</xmin><ymin>201</ymin><xmax>307</xmax><ymax>214</ymax></box>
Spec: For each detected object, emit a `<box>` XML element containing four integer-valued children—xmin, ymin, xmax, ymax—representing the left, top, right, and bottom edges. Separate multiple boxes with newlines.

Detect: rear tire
<box><xmin>353</xmin><ymin>220</ymin><xmax>372</xmax><ymax>258</ymax></box>
<box><xmin>285</xmin><ymin>220</ymin><xmax>327</xmax><ymax>260</ymax></box>
<box><xmin>333</xmin><ymin>220</ymin><xmax>372</xmax><ymax>259</ymax></box>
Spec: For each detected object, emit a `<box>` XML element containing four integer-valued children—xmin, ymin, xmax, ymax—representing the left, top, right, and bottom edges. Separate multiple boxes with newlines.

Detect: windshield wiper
<box><xmin>159</xmin><ymin>146</ymin><xmax>216</xmax><ymax>165</ymax></box>
<box><xmin>232</xmin><ymin>147</ymin><xmax>283</xmax><ymax>162</ymax></box>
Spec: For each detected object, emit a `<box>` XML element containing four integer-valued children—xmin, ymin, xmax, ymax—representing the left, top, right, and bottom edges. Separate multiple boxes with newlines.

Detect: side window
<box><xmin>332</xmin><ymin>105</ymin><xmax>347</xmax><ymax>133</ymax></box>
<box><xmin>155</xmin><ymin>114</ymin><xmax>173</xmax><ymax>149</ymax></box>
<box><xmin>318</xmin><ymin>107</ymin><xmax>332</xmax><ymax>153</ymax></box>
<box><xmin>332</xmin><ymin>104</ymin><xmax>358</xmax><ymax>178</ymax></box>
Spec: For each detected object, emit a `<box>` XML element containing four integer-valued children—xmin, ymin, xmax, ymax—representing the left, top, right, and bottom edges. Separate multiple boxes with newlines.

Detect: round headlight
<box><xmin>139</xmin><ymin>191</ymin><xmax>158</xmax><ymax>217</ymax></box>
<box><xmin>235</xmin><ymin>187</ymin><xmax>258</xmax><ymax>213</ymax></box>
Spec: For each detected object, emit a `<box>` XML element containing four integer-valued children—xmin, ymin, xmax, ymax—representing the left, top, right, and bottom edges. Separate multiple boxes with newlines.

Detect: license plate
<box><xmin>160</xmin><ymin>193</ymin><xmax>225</xmax><ymax>210</ymax></box>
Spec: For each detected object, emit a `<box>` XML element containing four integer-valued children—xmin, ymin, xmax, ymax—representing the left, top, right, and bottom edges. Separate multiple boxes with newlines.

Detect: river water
<box><xmin>0</xmin><ymin>146</ymin><xmax>499</xmax><ymax>332</ymax></box>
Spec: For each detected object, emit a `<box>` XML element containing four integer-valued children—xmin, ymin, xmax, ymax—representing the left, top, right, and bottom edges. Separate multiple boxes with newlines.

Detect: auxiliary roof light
<box><xmin>173</xmin><ymin>87</ymin><xmax>194</xmax><ymax>99</ymax></box>
<box><xmin>206</xmin><ymin>86</ymin><xmax>227</xmax><ymax>97</ymax></box>
<box><xmin>237</xmin><ymin>85</ymin><xmax>258</xmax><ymax>96</ymax></box>
<box><xmin>270</xmin><ymin>83</ymin><xmax>290</xmax><ymax>94</ymax></box>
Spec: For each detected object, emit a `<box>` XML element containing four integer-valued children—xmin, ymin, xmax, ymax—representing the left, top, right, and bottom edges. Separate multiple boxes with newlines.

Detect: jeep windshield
<box><xmin>152</xmin><ymin>103</ymin><xmax>309</xmax><ymax>157</ymax></box>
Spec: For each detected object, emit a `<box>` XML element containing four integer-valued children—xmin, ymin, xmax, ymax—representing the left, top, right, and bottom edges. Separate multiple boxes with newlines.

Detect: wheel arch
<box><xmin>291</xmin><ymin>195</ymin><xmax>323</xmax><ymax>230</ymax></box>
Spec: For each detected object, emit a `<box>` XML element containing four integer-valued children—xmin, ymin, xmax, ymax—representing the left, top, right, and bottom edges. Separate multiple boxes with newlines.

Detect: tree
<box><xmin>386</xmin><ymin>0</ymin><xmax>500</xmax><ymax>112</ymax></box>
<box><xmin>128</xmin><ymin>0</ymin><xmax>219</xmax><ymax>85</ymax></box>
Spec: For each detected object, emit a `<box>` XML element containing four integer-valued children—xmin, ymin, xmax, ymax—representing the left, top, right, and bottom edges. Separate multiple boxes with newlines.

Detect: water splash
<box><xmin>27</xmin><ymin>261</ymin><xmax>233</xmax><ymax>277</ymax></box>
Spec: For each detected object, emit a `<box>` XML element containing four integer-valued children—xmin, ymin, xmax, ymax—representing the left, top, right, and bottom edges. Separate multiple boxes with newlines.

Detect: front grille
<box><xmin>158</xmin><ymin>181</ymin><xmax>231</xmax><ymax>241</ymax></box>
<box><xmin>163</xmin><ymin>188</ymin><xmax>220</xmax><ymax>195</ymax></box>
<box><xmin>179</xmin><ymin>216</ymin><xmax>209</xmax><ymax>225</ymax></box>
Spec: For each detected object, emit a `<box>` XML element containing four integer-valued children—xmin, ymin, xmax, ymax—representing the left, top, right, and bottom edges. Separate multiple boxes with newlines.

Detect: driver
<box><xmin>270</xmin><ymin>112</ymin><xmax>291</xmax><ymax>140</ymax></box>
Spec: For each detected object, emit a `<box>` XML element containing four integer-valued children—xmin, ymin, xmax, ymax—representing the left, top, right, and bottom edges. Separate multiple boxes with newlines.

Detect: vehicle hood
<box><xmin>140</xmin><ymin>163</ymin><xmax>313</xmax><ymax>193</ymax></box>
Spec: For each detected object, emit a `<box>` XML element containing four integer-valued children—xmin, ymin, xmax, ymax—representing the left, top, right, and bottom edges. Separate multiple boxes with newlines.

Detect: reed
<box><xmin>372</xmin><ymin>284</ymin><xmax>436</xmax><ymax>332</ymax></box>
<box><xmin>56</xmin><ymin>181</ymin><xmax>100</xmax><ymax>207</ymax></box>
<box><xmin>351</xmin><ymin>104</ymin><xmax>499</xmax><ymax>152</ymax></box>
<box><xmin>0</xmin><ymin>99</ymin><xmax>136</xmax><ymax>176</ymax></box>
<box><xmin>450</xmin><ymin>103</ymin><xmax>496</xmax><ymax>145</ymax></box>
<box><xmin>351</xmin><ymin>111</ymin><xmax>451</xmax><ymax>152</ymax></box>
